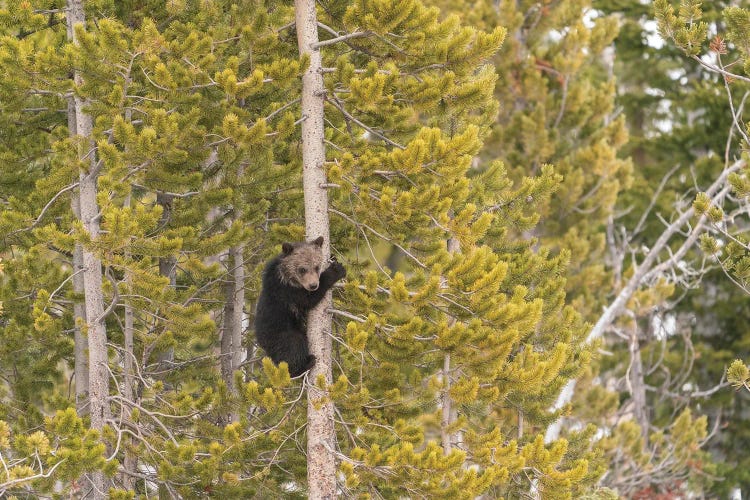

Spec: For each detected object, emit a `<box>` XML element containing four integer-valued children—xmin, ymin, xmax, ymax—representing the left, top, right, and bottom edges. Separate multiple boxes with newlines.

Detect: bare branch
<box><xmin>6</xmin><ymin>182</ymin><xmax>80</xmax><ymax>238</ymax></box>
<box><xmin>0</xmin><ymin>459</ymin><xmax>67</xmax><ymax>494</ymax></box>
<box><xmin>326</xmin><ymin>96</ymin><xmax>405</xmax><ymax>150</ymax></box>
<box><xmin>546</xmin><ymin>158</ymin><xmax>746</xmax><ymax>443</ymax></box>
<box><xmin>312</xmin><ymin>31</ymin><xmax>372</xmax><ymax>49</ymax></box>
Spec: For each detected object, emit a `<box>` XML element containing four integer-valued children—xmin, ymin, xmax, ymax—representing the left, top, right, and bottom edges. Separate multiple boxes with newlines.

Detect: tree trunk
<box><xmin>441</xmin><ymin>352</ymin><xmax>453</xmax><ymax>453</ymax></box>
<box><xmin>67</xmin><ymin>1</ymin><xmax>110</xmax><ymax>496</ymax></box>
<box><xmin>231</xmin><ymin>245</ymin><xmax>245</xmax><ymax>374</ymax></box>
<box><xmin>442</xmin><ymin>236</ymin><xmax>460</xmax><ymax>454</ymax></box>
<box><xmin>66</xmin><ymin>25</ymin><xmax>89</xmax><ymax>420</ymax></box>
<box><xmin>230</xmin><ymin>165</ymin><xmax>246</xmax><ymax>378</ymax></box>
<box><xmin>628</xmin><ymin>324</ymin><xmax>649</xmax><ymax>441</ymax></box>
<box><xmin>295</xmin><ymin>0</ymin><xmax>337</xmax><ymax>496</ymax></box>
<box><xmin>221</xmin><ymin>244</ymin><xmax>245</xmax><ymax>418</ymax></box>
<box><xmin>156</xmin><ymin>191</ymin><xmax>175</xmax><ymax>367</ymax></box>
<box><xmin>220</xmin><ymin>160</ymin><xmax>245</xmax><ymax>404</ymax></box>
<box><xmin>121</xmin><ymin>195</ymin><xmax>136</xmax><ymax>492</ymax></box>
<box><xmin>221</xmin><ymin>252</ymin><xmax>235</xmax><ymax>389</ymax></box>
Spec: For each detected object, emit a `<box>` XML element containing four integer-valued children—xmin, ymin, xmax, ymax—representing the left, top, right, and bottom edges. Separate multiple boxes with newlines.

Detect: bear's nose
<box><xmin>309</xmin><ymin>283</ymin><xmax>319</xmax><ymax>291</ymax></box>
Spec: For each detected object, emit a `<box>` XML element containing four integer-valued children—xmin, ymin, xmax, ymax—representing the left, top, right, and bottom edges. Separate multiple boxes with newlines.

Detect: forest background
<box><xmin>1</xmin><ymin>0</ymin><xmax>750</xmax><ymax>498</ymax></box>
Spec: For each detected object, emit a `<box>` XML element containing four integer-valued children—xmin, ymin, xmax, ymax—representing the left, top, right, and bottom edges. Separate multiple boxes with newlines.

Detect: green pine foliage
<box><xmin>728</xmin><ymin>359</ymin><xmax>750</xmax><ymax>391</ymax></box>
<box><xmin>0</xmin><ymin>0</ymin><xmax>635</xmax><ymax>497</ymax></box>
<box><xmin>591</xmin><ymin>0</ymin><xmax>750</xmax><ymax>496</ymax></box>
<box><xmin>424</xmin><ymin>0</ymin><xmax>634</xmax><ymax>494</ymax></box>
<box><xmin>656</xmin><ymin>3</ymin><xmax>750</xmax><ymax>495</ymax></box>
<box><xmin>460</xmin><ymin>0</ymin><xmax>634</xmax><ymax>322</ymax></box>
<box><xmin>314</xmin><ymin>0</ymin><xmax>606</xmax><ymax>496</ymax></box>
<box><xmin>0</xmin><ymin>1</ymin><xmax>304</xmax><ymax>496</ymax></box>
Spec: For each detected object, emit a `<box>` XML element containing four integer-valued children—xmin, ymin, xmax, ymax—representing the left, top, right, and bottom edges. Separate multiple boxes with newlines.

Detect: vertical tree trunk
<box><xmin>66</xmin><ymin>1</ymin><xmax>109</xmax><ymax>497</ymax></box>
<box><xmin>231</xmin><ymin>245</ymin><xmax>245</xmax><ymax>374</ymax></box>
<box><xmin>230</xmin><ymin>165</ymin><xmax>246</xmax><ymax>378</ymax></box>
<box><xmin>628</xmin><ymin>324</ymin><xmax>649</xmax><ymax>441</ymax></box>
<box><xmin>442</xmin><ymin>236</ymin><xmax>460</xmax><ymax>454</ymax></box>
<box><xmin>121</xmin><ymin>195</ymin><xmax>136</xmax><ymax>492</ymax></box>
<box><xmin>295</xmin><ymin>0</ymin><xmax>337</xmax><ymax>496</ymax></box>
<box><xmin>220</xmin><ymin>161</ymin><xmax>245</xmax><ymax>402</ymax></box>
<box><xmin>221</xmin><ymin>253</ymin><xmax>235</xmax><ymax>388</ymax></box>
<box><xmin>221</xmin><ymin>245</ymin><xmax>245</xmax><ymax>422</ymax></box>
<box><xmin>69</xmin><ymin>102</ymin><xmax>89</xmax><ymax>415</ymax></box>
<box><xmin>156</xmin><ymin>191</ymin><xmax>175</xmax><ymax>367</ymax></box>
<box><xmin>441</xmin><ymin>352</ymin><xmax>453</xmax><ymax>453</ymax></box>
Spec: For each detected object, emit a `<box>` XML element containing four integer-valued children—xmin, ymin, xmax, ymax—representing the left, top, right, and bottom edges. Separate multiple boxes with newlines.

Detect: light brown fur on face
<box><xmin>278</xmin><ymin>240</ymin><xmax>326</xmax><ymax>291</ymax></box>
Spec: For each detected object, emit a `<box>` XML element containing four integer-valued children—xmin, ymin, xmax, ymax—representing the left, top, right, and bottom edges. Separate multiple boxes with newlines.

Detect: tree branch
<box><xmin>311</xmin><ymin>31</ymin><xmax>372</xmax><ymax>49</ymax></box>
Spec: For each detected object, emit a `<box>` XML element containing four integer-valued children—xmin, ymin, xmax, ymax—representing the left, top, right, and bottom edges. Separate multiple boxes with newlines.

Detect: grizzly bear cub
<box><xmin>254</xmin><ymin>237</ymin><xmax>346</xmax><ymax>377</ymax></box>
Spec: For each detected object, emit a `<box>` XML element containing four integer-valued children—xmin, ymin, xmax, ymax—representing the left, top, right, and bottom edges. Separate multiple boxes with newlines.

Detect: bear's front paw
<box><xmin>328</xmin><ymin>260</ymin><xmax>346</xmax><ymax>281</ymax></box>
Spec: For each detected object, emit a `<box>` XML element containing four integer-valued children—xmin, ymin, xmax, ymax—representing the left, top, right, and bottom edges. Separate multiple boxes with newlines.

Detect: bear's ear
<box><xmin>282</xmin><ymin>242</ymin><xmax>294</xmax><ymax>254</ymax></box>
<box><xmin>311</xmin><ymin>236</ymin><xmax>324</xmax><ymax>247</ymax></box>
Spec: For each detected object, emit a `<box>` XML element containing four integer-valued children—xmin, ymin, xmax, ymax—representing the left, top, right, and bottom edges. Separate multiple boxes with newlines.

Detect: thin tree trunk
<box><xmin>221</xmin><ymin>245</ymin><xmax>245</xmax><ymax>421</ymax></box>
<box><xmin>628</xmin><ymin>324</ymin><xmax>649</xmax><ymax>441</ymax></box>
<box><xmin>220</xmin><ymin>160</ymin><xmax>245</xmax><ymax>402</ymax></box>
<box><xmin>230</xmin><ymin>166</ymin><xmax>246</xmax><ymax>378</ymax></box>
<box><xmin>442</xmin><ymin>352</ymin><xmax>453</xmax><ymax>453</ymax></box>
<box><xmin>69</xmin><ymin>100</ymin><xmax>89</xmax><ymax>415</ymax></box>
<box><xmin>295</xmin><ymin>0</ymin><xmax>337</xmax><ymax>496</ymax></box>
<box><xmin>230</xmin><ymin>245</ymin><xmax>245</xmax><ymax>375</ymax></box>
<box><xmin>221</xmin><ymin>252</ymin><xmax>235</xmax><ymax>388</ymax></box>
<box><xmin>156</xmin><ymin>192</ymin><xmax>175</xmax><ymax>367</ymax></box>
<box><xmin>442</xmin><ymin>236</ymin><xmax>460</xmax><ymax>454</ymax></box>
<box><xmin>121</xmin><ymin>195</ymin><xmax>136</xmax><ymax>491</ymax></box>
<box><xmin>66</xmin><ymin>1</ymin><xmax>109</xmax><ymax>496</ymax></box>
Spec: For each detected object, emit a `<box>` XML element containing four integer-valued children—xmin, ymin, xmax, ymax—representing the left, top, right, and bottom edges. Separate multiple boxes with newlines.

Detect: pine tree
<box><xmin>544</xmin><ymin>0</ymin><xmax>750</xmax><ymax>496</ymax></box>
<box><xmin>651</xmin><ymin>1</ymin><xmax>750</xmax><ymax>496</ymax></box>
<box><xmin>306</xmin><ymin>0</ymin><xmax>608</xmax><ymax>496</ymax></box>
<box><xmin>437</xmin><ymin>1</ymin><xmax>728</xmax><ymax>496</ymax></box>
<box><xmin>0</xmin><ymin>0</ymin><xmax>622</xmax><ymax>497</ymax></box>
<box><xmin>0</xmin><ymin>0</ymin><xmax>300</xmax><ymax>495</ymax></box>
<box><xmin>432</xmin><ymin>0</ymin><xmax>633</xmax><ymax>482</ymax></box>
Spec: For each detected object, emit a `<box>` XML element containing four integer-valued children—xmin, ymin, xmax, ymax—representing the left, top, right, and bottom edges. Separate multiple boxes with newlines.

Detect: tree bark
<box><xmin>295</xmin><ymin>0</ymin><xmax>337</xmax><ymax>496</ymax></box>
<box><xmin>120</xmin><ymin>195</ymin><xmax>136</xmax><ymax>492</ymax></box>
<box><xmin>68</xmin><ymin>100</ymin><xmax>89</xmax><ymax>415</ymax></box>
<box><xmin>441</xmin><ymin>352</ymin><xmax>453</xmax><ymax>454</ymax></box>
<box><xmin>221</xmin><ymin>245</ymin><xmax>245</xmax><ymax>417</ymax></box>
<box><xmin>221</xmin><ymin>253</ymin><xmax>235</xmax><ymax>389</ymax></box>
<box><xmin>628</xmin><ymin>323</ymin><xmax>649</xmax><ymax>441</ymax></box>
<box><xmin>229</xmin><ymin>245</ymin><xmax>245</xmax><ymax>375</ymax></box>
<box><xmin>442</xmin><ymin>237</ymin><xmax>460</xmax><ymax>454</ymax></box>
<box><xmin>220</xmin><ymin>160</ymin><xmax>246</xmax><ymax>404</ymax></box>
<box><xmin>156</xmin><ymin>191</ymin><xmax>175</xmax><ymax>367</ymax></box>
<box><xmin>66</xmin><ymin>1</ymin><xmax>110</xmax><ymax>496</ymax></box>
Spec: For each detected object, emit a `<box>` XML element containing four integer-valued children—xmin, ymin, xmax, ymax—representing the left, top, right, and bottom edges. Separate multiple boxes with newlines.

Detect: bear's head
<box><xmin>278</xmin><ymin>236</ymin><xmax>326</xmax><ymax>291</ymax></box>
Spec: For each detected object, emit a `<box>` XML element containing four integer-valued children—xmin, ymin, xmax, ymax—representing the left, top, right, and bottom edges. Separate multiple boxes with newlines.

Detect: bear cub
<box><xmin>254</xmin><ymin>236</ymin><xmax>346</xmax><ymax>377</ymax></box>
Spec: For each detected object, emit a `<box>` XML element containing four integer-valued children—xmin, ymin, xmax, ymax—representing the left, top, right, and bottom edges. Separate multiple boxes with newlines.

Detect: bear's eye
<box><xmin>298</xmin><ymin>266</ymin><xmax>307</xmax><ymax>275</ymax></box>
<box><xmin>314</xmin><ymin>265</ymin><xmax>320</xmax><ymax>273</ymax></box>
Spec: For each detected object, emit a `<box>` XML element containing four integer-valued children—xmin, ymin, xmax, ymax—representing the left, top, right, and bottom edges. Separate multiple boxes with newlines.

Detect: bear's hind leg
<box><xmin>274</xmin><ymin>329</ymin><xmax>315</xmax><ymax>378</ymax></box>
<box><xmin>295</xmin><ymin>354</ymin><xmax>316</xmax><ymax>377</ymax></box>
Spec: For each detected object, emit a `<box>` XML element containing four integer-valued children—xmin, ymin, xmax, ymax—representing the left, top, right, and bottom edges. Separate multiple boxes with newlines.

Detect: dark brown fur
<box><xmin>253</xmin><ymin>237</ymin><xmax>346</xmax><ymax>377</ymax></box>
